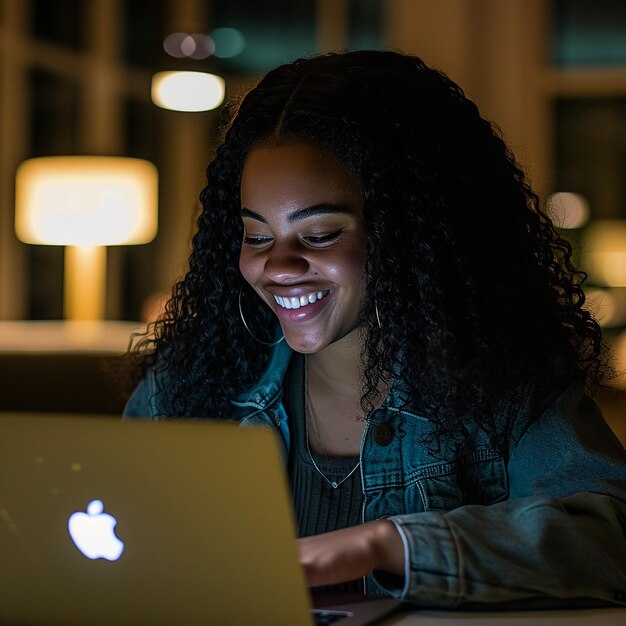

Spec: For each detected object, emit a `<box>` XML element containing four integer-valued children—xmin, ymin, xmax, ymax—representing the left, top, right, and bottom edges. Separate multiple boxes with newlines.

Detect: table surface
<box><xmin>0</xmin><ymin>320</ymin><xmax>146</xmax><ymax>352</ymax></box>
<box><xmin>380</xmin><ymin>607</ymin><xmax>626</xmax><ymax>625</ymax></box>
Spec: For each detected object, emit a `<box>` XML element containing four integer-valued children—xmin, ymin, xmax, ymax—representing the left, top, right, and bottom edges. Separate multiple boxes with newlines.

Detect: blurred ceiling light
<box><xmin>15</xmin><ymin>156</ymin><xmax>158</xmax><ymax>320</ymax></box>
<box><xmin>582</xmin><ymin>220</ymin><xmax>626</xmax><ymax>287</ymax></box>
<box><xmin>163</xmin><ymin>32</ymin><xmax>215</xmax><ymax>59</ymax></box>
<box><xmin>210</xmin><ymin>27</ymin><xmax>246</xmax><ymax>58</ymax></box>
<box><xmin>151</xmin><ymin>71</ymin><xmax>225</xmax><ymax>112</ymax></box>
<box><xmin>546</xmin><ymin>192</ymin><xmax>590</xmax><ymax>229</ymax></box>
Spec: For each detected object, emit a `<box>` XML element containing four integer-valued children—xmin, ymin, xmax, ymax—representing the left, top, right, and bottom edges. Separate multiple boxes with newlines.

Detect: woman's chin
<box><xmin>283</xmin><ymin>338</ymin><xmax>325</xmax><ymax>355</ymax></box>
<box><xmin>281</xmin><ymin>330</ymin><xmax>328</xmax><ymax>355</ymax></box>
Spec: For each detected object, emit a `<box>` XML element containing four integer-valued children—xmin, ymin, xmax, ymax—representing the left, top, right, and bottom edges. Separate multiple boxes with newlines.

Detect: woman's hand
<box><xmin>297</xmin><ymin>520</ymin><xmax>405</xmax><ymax>587</ymax></box>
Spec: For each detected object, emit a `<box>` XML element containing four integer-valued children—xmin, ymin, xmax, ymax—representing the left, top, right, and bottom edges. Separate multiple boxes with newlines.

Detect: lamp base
<box><xmin>64</xmin><ymin>246</ymin><xmax>106</xmax><ymax>320</ymax></box>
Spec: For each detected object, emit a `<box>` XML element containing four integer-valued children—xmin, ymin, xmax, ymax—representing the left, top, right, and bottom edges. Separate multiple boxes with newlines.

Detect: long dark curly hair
<box><xmin>134</xmin><ymin>50</ymin><xmax>609</xmax><ymax>451</ymax></box>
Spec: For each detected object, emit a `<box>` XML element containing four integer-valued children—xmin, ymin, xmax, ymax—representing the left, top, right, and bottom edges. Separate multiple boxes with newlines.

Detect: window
<box><xmin>550</xmin><ymin>1</ymin><xmax>626</xmax><ymax>340</ymax></box>
<box><xmin>212</xmin><ymin>0</ymin><xmax>317</xmax><ymax>75</ymax></box>
<box><xmin>552</xmin><ymin>0</ymin><xmax>626</xmax><ymax>67</ymax></box>
<box><xmin>31</xmin><ymin>0</ymin><xmax>85</xmax><ymax>50</ymax></box>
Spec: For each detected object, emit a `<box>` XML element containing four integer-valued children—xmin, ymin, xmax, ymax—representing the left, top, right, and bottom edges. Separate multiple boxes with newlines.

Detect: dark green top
<box><xmin>284</xmin><ymin>353</ymin><xmax>365</xmax><ymax>595</ymax></box>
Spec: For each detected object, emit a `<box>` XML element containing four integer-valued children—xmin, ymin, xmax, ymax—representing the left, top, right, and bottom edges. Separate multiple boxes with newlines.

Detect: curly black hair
<box><xmin>135</xmin><ymin>50</ymin><xmax>609</xmax><ymax>452</ymax></box>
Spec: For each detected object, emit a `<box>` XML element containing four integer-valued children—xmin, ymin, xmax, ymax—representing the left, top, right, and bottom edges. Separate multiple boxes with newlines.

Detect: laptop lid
<box><xmin>0</xmin><ymin>413</ymin><xmax>314</xmax><ymax>626</ymax></box>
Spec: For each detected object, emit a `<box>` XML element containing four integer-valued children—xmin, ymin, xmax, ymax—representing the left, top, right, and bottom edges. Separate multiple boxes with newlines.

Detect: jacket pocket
<box><xmin>415</xmin><ymin>450</ymin><xmax>509</xmax><ymax>512</ymax></box>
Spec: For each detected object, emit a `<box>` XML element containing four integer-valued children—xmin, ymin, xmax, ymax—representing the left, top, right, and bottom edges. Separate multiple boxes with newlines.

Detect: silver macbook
<box><xmin>0</xmin><ymin>413</ymin><xmax>400</xmax><ymax>625</ymax></box>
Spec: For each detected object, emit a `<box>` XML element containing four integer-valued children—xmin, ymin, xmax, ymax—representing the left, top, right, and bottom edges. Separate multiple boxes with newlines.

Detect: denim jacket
<box><xmin>123</xmin><ymin>340</ymin><xmax>626</xmax><ymax>609</ymax></box>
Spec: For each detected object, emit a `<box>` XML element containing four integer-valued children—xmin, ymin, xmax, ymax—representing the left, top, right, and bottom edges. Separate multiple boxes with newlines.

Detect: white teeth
<box><xmin>273</xmin><ymin>290</ymin><xmax>328</xmax><ymax>310</ymax></box>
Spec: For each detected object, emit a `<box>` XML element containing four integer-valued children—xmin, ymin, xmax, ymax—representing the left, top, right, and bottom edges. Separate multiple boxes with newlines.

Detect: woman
<box><xmin>124</xmin><ymin>50</ymin><xmax>626</xmax><ymax>608</ymax></box>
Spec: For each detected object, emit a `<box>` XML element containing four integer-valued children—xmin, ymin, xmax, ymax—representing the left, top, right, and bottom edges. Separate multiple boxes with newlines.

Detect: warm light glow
<box><xmin>151</xmin><ymin>71</ymin><xmax>225</xmax><ymax>112</ymax></box>
<box><xmin>15</xmin><ymin>156</ymin><xmax>158</xmax><ymax>246</ymax></box>
<box><xmin>582</xmin><ymin>220</ymin><xmax>626</xmax><ymax>287</ymax></box>
<box><xmin>546</xmin><ymin>192</ymin><xmax>589</xmax><ymax>229</ymax></box>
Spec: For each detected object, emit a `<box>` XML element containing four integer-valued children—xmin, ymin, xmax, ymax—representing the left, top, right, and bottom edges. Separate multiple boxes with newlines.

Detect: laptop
<box><xmin>0</xmin><ymin>413</ymin><xmax>401</xmax><ymax>626</ymax></box>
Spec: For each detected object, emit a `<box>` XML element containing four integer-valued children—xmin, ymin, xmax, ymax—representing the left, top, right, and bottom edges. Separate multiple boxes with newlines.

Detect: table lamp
<box><xmin>15</xmin><ymin>156</ymin><xmax>158</xmax><ymax>320</ymax></box>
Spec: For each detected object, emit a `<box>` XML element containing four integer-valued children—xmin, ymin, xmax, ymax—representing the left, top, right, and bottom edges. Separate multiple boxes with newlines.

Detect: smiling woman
<box><xmin>123</xmin><ymin>51</ymin><xmax>626</xmax><ymax>608</ymax></box>
<box><xmin>239</xmin><ymin>142</ymin><xmax>366</xmax><ymax>354</ymax></box>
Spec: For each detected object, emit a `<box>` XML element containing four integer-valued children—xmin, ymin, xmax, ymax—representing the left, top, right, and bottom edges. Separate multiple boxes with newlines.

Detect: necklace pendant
<box><xmin>331</xmin><ymin>481</ymin><xmax>338</xmax><ymax>489</ymax></box>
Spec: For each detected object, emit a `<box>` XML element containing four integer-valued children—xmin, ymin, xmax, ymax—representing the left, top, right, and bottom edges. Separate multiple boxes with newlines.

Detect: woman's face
<box><xmin>239</xmin><ymin>142</ymin><xmax>366</xmax><ymax>354</ymax></box>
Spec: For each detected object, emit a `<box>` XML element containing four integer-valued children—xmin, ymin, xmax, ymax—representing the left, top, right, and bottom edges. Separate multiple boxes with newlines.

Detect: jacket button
<box><xmin>373</xmin><ymin>423</ymin><xmax>393</xmax><ymax>446</ymax></box>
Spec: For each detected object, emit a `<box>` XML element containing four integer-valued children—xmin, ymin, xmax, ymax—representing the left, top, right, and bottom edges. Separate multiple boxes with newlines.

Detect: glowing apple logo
<box><xmin>68</xmin><ymin>499</ymin><xmax>124</xmax><ymax>560</ymax></box>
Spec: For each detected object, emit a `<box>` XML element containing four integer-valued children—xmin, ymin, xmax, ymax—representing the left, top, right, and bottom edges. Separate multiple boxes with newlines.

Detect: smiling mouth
<box><xmin>272</xmin><ymin>290</ymin><xmax>330</xmax><ymax>310</ymax></box>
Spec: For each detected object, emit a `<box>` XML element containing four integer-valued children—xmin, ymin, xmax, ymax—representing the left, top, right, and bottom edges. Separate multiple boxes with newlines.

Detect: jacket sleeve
<box><xmin>381</xmin><ymin>384</ymin><xmax>626</xmax><ymax>609</ymax></box>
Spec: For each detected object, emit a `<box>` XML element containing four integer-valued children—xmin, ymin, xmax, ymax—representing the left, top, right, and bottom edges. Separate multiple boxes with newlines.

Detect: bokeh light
<box><xmin>546</xmin><ymin>192</ymin><xmax>590</xmax><ymax>229</ymax></box>
<box><xmin>582</xmin><ymin>220</ymin><xmax>626</xmax><ymax>287</ymax></box>
<box><xmin>210</xmin><ymin>27</ymin><xmax>246</xmax><ymax>58</ymax></box>
<box><xmin>163</xmin><ymin>32</ymin><xmax>188</xmax><ymax>58</ymax></box>
<box><xmin>151</xmin><ymin>71</ymin><xmax>225</xmax><ymax>112</ymax></box>
<box><xmin>163</xmin><ymin>32</ymin><xmax>215</xmax><ymax>59</ymax></box>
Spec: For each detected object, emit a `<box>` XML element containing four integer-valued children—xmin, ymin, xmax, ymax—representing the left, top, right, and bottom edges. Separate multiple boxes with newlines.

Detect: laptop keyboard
<box><xmin>311</xmin><ymin>608</ymin><xmax>353</xmax><ymax>625</ymax></box>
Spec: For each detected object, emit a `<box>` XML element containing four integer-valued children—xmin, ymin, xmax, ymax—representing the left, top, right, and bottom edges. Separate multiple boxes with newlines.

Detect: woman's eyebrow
<box><xmin>240</xmin><ymin>203</ymin><xmax>353</xmax><ymax>224</ymax></box>
<box><xmin>288</xmin><ymin>203</ymin><xmax>353</xmax><ymax>223</ymax></box>
<box><xmin>240</xmin><ymin>208</ymin><xmax>268</xmax><ymax>223</ymax></box>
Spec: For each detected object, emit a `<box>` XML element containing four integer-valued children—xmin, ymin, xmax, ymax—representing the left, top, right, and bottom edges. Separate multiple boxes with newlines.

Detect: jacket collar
<box><xmin>230</xmin><ymin>340</ymin><xmax>425</xmax><ymax>419</ymax></box>
<box><xmin>230</xmin><ymin>339</ymin><xmax>293</xmax><ymax>410</ymax></box>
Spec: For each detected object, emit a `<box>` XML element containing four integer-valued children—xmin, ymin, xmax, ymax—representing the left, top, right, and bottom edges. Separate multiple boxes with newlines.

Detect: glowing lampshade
<box><xmin>151</xmin><ymin>71</ymin><xmax>225</xmax><ymax>112</ymax></box>
<box><xmin>15</xmin><ymin>156</ymin><xmax>158</xmax><ymax>320</ymax></box>
<box><xmin>582</xmin><ymin>220</ymin><xmax>626</xmax><ymax>287</ymax></box>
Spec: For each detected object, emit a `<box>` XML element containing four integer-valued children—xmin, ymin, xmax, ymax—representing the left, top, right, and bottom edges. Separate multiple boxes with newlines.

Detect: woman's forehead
<box><xmin>240</xmin><ymin>142</ymin><xmax>362</xmax><ymax>218</ymax></box>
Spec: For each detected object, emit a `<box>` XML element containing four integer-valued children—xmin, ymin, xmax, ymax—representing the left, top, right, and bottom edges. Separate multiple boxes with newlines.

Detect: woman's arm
<box><xmin>299</xmin><ymin>385</ymin><xmax>626</xmax><ymax>608</ymax></box>
<box><xmin>384</xmin><ymin>491</ymin><xmax>626</xmax><ymax>607</ymax></box>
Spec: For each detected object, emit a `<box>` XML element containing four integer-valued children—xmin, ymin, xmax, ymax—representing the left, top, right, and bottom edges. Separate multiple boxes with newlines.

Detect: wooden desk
<box><xmin>0</xmin><ymin>320</ymin><xmax>145</xmax><ymax>353</ymax></box>
<box><xmin>0</xmin><ymin>320</ymin><xmax>145</xmax><ymax>414</ymax></box>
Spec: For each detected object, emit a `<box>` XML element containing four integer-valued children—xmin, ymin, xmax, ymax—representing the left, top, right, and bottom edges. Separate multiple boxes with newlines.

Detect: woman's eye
<box><xmin>243</xmin><ymin>235</ymin><xmax>273</xmax><ymax>247</ymax></box>
<box><xmin>304</xmin><ymin>230</ymin><xmax>344</xmax><ymax>246</ymax></box>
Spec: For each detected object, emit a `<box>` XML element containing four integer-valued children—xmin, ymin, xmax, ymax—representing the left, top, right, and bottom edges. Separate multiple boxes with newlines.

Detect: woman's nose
<box><xmin>264</xmin><ymin>242</ymin><xmax>309</xmax><ymax>283</ymax></box>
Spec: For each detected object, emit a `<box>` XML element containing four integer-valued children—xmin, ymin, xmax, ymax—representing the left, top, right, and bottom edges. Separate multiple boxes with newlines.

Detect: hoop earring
<box><xmin>375</xmin><ymin>299</ymin><xmax>382</xmax><ymax>330</ymax></box>
<box><xmin>238</xmin><ymin>287</ymin><xmax>285</xmax><ymax>347</ymax></box>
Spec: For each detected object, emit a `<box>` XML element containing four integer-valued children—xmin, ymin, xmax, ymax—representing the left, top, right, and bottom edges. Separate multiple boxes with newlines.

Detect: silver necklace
<box><xmin>304</xmin><ymin>357</ymin><xmax>361</xmax><ymax>490</ymax></box>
